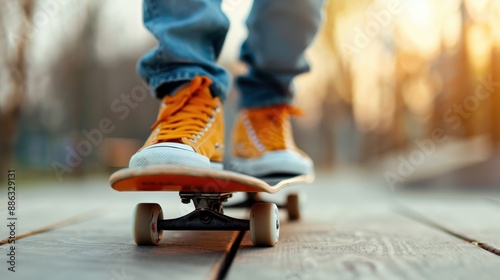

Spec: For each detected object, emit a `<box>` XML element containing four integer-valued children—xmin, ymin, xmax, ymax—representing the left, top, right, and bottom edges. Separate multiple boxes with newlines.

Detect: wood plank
<box><xmin>398</xmin><ymin>195</ymin><xmax>500</xmax><ymax>250</ymax></box>
<box><xmin>227</xmin><ymin>170</ymin><xmax>500</xmax><ymax>280</ymax></box>
<box><xmin>1</xmin><ymin>182</ymin><xmax>96</xmax><ymax>247</ymax></box>
<box><xmin>0</xmin><ymin>178</ymin><xmax>109</xmax><ymax>234</ymax></box>
<box><xmin>0</xmin><ymin>176</ymin><xmax>243</xmax><ymax>279</ymax></box>
<box><xmin>229</xmin><ymin>206</ymin><xmax>500</xmax><ymax>279</ymax></box>
<box><xmin>0</xmin><ymin>211</ymin><xmax>237</xmax><ymax>280</ymax></box>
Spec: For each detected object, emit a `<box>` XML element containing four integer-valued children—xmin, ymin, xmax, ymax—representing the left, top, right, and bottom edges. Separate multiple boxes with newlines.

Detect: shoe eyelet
<box><xmin>190</xmin><ymin>138</ymin><xmax>197</xmax><ymax>143</ymax></box>
<box><xmin>206</xmin><ymin>123</ymin><xmax>212</xmax><ymax>128</ymax></box>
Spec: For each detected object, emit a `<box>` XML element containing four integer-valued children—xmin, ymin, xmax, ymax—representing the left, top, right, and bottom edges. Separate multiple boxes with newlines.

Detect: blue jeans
<box><xmin>138</xmin><ymin>0</ymin><xmax>323</xmax><ymax>108</ymax></box>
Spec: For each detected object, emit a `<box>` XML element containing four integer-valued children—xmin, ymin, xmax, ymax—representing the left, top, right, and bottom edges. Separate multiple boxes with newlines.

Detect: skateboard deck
<box><xmin>110</xmin><ymin>166</ymin><xmax>314</xmax><ymax>193</ymax></box>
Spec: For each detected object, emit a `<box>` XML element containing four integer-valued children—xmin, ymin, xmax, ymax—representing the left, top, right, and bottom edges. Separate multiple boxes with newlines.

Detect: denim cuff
<box><xmin>140</xmin><ymin>66</ymin><xmax>229</xmax><ymax>101</ymax></box>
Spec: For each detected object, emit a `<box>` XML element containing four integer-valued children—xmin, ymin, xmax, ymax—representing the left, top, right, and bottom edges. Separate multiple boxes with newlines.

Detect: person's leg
<box><xmin>138</xmin><ymin>0</ymin><xmax>230</xmax><ymax>100</ymax></box>
<box><xmin>130</xmin><ymin>0</ymin><xmax>229</xmax><ymax>170</ymax></box>
<box><xmin>231</xmin><ymin>0</ymin><xmax>323</xmax><ymax>176</ymax></box>
<box><xmin>236</xmin><ymin>0</ymin><xmax>324</xmax><ymax>108</ymax></box>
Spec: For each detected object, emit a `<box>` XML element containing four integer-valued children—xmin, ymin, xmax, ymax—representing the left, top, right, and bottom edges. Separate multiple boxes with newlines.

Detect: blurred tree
<box><xmin>0</xmin><ymin>0</ymin><xmax>35</xmax><ymax>176</ymax></box>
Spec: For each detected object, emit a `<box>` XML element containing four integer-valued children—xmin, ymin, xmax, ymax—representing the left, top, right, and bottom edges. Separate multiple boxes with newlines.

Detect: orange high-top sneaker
<box><xmin>231</xmin><ymin>105</ymin><xmax>313</xmax><ymax>177</ymax></box>
<box><xmin>129</xmin><ymin>76</ymin><xmax>224</xmax><ymax>169</ymax></box>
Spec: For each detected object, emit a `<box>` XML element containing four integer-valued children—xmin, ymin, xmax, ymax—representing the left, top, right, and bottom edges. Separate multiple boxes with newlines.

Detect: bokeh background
<box><xmin>1</xmin><ymin>0</ymin><xmax>499</xmax><ymax>190</ymax></box>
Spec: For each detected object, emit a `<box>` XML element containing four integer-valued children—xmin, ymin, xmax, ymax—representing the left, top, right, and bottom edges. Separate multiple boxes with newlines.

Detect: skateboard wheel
<box><xmin>286</xmin><ymin>193</ymin><xmax>301</xmax><ymax>221</ymax></box>
<box><xmin>250</xmin><ymin>203</ymin><xmax>279</xmax><ymax>247</ymax></box>
<box><xmin>133</xmin><ymin>203</ymin><xmax>163</xmax><ymax>246</ymax></box>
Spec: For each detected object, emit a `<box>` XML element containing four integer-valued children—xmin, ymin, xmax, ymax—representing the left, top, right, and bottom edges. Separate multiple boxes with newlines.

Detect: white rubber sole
<box><xmin>229</xmin><ymin>150</ymin><xmax>313</xmax><ymax>177</ymax></box>
<box><xmin>129</xmin><ymin>143</ymin><xmax>223</xmax><ymax>170</ymax></box>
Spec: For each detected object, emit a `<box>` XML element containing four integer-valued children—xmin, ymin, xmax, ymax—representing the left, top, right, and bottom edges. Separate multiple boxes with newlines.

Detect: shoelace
<box><xmin>248</xmin><ymin>105</ymin><xmax>302</xmax><ymax>151</ymax></box>
<box><xmin>151</xmin><ymin>77</ymin><xmax>219</xmax><ymax>143</ymax></box>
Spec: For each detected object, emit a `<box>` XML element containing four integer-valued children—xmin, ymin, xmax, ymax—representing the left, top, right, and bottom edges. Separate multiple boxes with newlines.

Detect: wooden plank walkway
<box><xmin>227</xmin><ymin>170</ymin><xmax>500</xmax><ymax>280</ymax></box>
<box><xmin>1</xmin><ymin>168</ymin><xmax>500</xmax><ymax>279</ymax></box>
<box><xmin>0</xmin><ymin>179</ymin><xmax>240</xmax><ymax>280</ymax></box>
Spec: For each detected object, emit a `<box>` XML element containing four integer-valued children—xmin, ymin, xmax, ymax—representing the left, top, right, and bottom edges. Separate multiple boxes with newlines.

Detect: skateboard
<box><xmin>109</xmin><ymin>166</ymin><xmax>313</xmax><ymax>247</ymax></box>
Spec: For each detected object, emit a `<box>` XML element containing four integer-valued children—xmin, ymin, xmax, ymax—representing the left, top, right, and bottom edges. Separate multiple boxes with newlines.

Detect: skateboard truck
<box><xmin>158</xmin><ymin>192</ymin><xmax>249</xmax><ymax>231</ymax></box>
<box><xmin>132</xmin><ymin>192</ymin><xmax>281</xmax><ymax>247</ymax></box>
